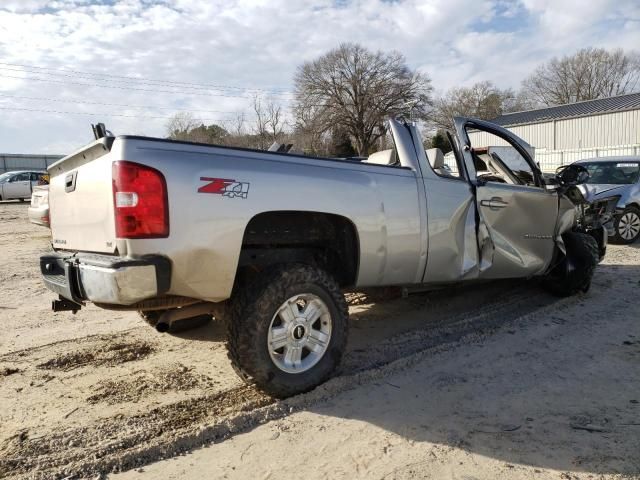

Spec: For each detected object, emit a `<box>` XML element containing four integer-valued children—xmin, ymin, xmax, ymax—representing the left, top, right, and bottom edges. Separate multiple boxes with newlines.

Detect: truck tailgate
<box><xmin>48</xmin><ymin>138</ymin><xmax>117</xmax><ymax>254</ymax></box>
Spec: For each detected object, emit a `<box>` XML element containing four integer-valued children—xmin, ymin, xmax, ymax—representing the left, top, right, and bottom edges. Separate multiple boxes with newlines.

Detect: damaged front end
<box><xmin>552</xmin><ymin>165</ymin><xmax>613</xmax><ymax>262</ymax></box>
<box><xmin>575</xmin><ymin>193</ymin><xmax>619</xmax><ymax>259</ymax></box>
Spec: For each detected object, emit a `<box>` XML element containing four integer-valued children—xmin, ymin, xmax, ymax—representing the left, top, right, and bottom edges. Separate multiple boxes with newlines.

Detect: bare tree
<box><xmin>166</xmin><ymin>111</ymin><xmax>232</xmax><ymax>145</ymax></box>
<box><xmin>522</xmin><ymin>47</ymin><xmax>640</xmax><ymax>106</ymax></box>
<box><xmin>252</xmin><ymin>95</ymin><xmax>270</xmax><ymax>149</ymax></box>
<box><xmin>251</xmin><ymin>95</ymin><xmax>287</xmax><ymax>148</ymax></box>
<box><xmin>266</xmin><ymin>100</ymin><xmax>285</xmax><ymax>142</ymax></box>
<box><xmin>291</xmin><ymin>101</ymin><xmax>328</xmax><ymax>155</ymax></box>
<box><xmin>165</xmin><ymin>112</ymin><xmax>200</xmax><ymax>140</ymax></box>
<box><xmin>222</xmin><ymin>112</ymin><xmax>248</xmax><ymax>147</ymax></box>
<box><xmin>293</xmin><ymin>43</ymin><xmax>432</xmax><ymax>156</ymax></box>
<box><xmin>430</xmin><ymin>81</ymin><xmax>521</xmax><ymax>131</ymax></box>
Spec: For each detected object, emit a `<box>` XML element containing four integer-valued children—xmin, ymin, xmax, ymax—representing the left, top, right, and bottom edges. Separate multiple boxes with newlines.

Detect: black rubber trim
<box><xmin>117</xmin><ymin>135</ymin><xmax>412</xmax><ymax>170</ymax></box>
<box><xmin>40</xmin><ymin>253</ymin><xmax>84</xmax><ymax>303</ymax></box>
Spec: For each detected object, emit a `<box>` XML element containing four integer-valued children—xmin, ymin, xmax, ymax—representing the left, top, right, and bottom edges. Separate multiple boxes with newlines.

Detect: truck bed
<box><xmin>46</xmin><ymin>133</ymin><xmax>424</xmax><ymax>303</ymax></box>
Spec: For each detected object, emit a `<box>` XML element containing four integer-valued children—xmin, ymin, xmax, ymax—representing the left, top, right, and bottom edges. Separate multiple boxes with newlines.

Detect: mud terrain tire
<box><xmin>226</xmin><ymin>264</ymin><xmax>348</xmax><ymax>398</ymax></box>
<box><xmin>543</xmin><ymin>231</ymin><xmax>598</xmax><ymax>297</ymax></box>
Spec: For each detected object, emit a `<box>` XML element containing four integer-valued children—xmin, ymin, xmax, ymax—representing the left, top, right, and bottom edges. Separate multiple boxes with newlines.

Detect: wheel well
<box><xmin>238</xmin><ymin>211</ymin><xmax>359</xmax><ymax>288</ymax></box>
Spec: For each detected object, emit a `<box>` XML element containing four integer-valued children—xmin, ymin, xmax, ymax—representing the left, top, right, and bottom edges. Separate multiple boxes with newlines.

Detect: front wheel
<box><xmin>611</xmin><ymin>206</ymin><xmax>640</xmax><ymax>244</ymax></box>
<box><xmin>226</xmin><ymin>264</ymin><xmax>348</xmax><ymax>398</ymax></box>
<box><xmin>542</xmin><ymin>231</ymin><xmax>598</xmax><ymax>297</ymax></box>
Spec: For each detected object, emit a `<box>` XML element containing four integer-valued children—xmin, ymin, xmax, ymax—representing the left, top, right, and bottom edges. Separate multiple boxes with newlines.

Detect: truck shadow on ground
<box><xmin>167</xmin><ymin>261</ymin><xmax>639</xmax><ymax>476</ymax></box>
<box><xmin>175</xmin><ymin>277</ymin><xmax>557</xmax><ymax>356</ymax></box>
<box><xmin>172</xmin><ymin>318</ymin><xmax>227</xmax><ymax>342</ymax></box>
<box><xmin>303</xmin><ymin>262</ymin><xmax>640</xmax><ymax>476</ymax></box>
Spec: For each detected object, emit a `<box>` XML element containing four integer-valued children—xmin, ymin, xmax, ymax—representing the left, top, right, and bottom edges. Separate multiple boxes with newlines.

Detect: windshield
<box><xmin>582</xmin><ymin>162</ymin><xmax>640</xmax><ymax>185</ymax></box>
<box><xmin>0</xmin><ymin>173</ymin><xmax>12</xmax><ymax>184</ymax></box>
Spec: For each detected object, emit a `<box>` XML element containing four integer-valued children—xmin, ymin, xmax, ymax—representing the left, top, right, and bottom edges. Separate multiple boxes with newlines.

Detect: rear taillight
<box><xmin>112</xmin><ymin>161</ymin><xmax>169</xmax><ymax>238</ymax></box>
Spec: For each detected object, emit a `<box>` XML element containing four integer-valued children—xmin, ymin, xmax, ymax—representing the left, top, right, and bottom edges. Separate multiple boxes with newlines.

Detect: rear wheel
<box><xmin>543</xmin><ymin>232</ymin><xmax>598</xmax><ymax>297</ymax></box>
<box><xmin>611</xmin><ymin>206</ymin><xmax>640</xmax><ymax>244</ymax></box>
<box><xmin>226</xmin><ymin>264</ymin><xmax>348</xmax><ymax>398</ymax></box>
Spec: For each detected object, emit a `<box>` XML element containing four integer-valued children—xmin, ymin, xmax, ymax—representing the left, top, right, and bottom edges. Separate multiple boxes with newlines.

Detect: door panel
<box><xmin>3</xmin><ymin>176</ymin><xmax>25</xmax><ymax>198</ymax></box>
<box><xmin>19</xmin><ymin>180</ymin><xmax>32</xmax><ymax>198</ymax></box>
<box><xmin>452</xmin><ymin>117</ymin><xmax>558</xmax><ymax>279</ymax></box>
<box><xmin>476</xmin><ymin>182</ymin><xmax>557</xmax><ymax>278</ymax></box>
<box><xmin>422</xmin><ymin>177</ymin><xmax>480</xmax><ymax>282</ymax></box>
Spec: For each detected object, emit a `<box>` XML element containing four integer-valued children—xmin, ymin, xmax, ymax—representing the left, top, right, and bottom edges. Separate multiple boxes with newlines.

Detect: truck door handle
<box><xmin>65</xmin><ymin>171</ymin><xmax>77</xmax><ymax>193</ymax></box>
<box><xmin>481</xmin><ymin>197</ymin><xmax>508</xmax><ymax>210</ymax></box>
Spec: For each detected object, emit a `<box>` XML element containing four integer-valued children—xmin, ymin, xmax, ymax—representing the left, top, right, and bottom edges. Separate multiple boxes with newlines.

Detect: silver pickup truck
<box><xmin>40</xmin><ymin>118</ymin><xmax>607</xmax><ymax>397</ymax></box>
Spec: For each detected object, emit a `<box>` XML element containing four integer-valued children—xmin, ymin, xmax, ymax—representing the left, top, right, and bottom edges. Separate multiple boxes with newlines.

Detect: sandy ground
<box><xmin>0</xmin><ymin>201</ymin><xmax>638</xmax><ymax>479</ymax></box>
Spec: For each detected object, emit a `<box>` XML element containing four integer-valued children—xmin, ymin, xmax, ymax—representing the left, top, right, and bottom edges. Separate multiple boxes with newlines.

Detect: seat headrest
<box><xmin>426</xmin><ymin>148</ymin><xmax>445</xmax><ymax>169</ymax></box>
<box><xmin>366</xmin><ymin>149</ymin><xmax>395</xmax><ymax>165</ymax></box>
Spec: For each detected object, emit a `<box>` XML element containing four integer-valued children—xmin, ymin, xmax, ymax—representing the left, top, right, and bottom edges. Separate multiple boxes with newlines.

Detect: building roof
<box><xmin>491</xmin><ymin>92</ymin><xmax>640</xmax><ymax>127</ymax></box>
<box><xmin>0</xmin><ymin>153</ymin><xmax>63</xmax><ymax>158</ymax></box>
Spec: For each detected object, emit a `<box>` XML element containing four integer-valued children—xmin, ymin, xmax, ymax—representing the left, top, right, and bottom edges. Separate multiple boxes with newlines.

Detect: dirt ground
<box><xmin>0</xmin><ymin>200</ymin><xmax>638</xmax><ymax>480</ymax></box>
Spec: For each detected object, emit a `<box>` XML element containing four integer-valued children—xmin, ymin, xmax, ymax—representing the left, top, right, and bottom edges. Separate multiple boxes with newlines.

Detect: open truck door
<box><xmin>453</xmin><ymin>117</ymin><xmax>558</xmax><ymax>279</ymax></box>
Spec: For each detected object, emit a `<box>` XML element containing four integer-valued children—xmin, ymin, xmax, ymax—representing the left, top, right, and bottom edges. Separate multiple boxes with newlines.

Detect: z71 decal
<box><xmin>198</xmin><ymin>177</ymin><xmax>250</xmax><ymax>199</ymax></box>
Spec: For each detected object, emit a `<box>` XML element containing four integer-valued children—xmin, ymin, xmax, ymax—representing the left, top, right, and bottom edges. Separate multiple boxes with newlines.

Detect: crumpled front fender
<box><xmin>554</xmin><ymin>194</ymin><xmax>578</xmax><ymax>255</ymax></box>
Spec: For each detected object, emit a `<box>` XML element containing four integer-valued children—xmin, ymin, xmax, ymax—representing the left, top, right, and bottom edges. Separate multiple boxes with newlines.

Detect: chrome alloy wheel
<box><xmin>267</xmin><ymin>293</ymin><xmax>332</xmax><ymax>374</ymax></box>
<box><xmin>618</xmin><ymin>211</ymin><xmax>640</xmax><ymax>241</ymax></box>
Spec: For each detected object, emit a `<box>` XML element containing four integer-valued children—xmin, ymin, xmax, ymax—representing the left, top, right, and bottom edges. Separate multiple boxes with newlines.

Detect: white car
<box><xmin>0</xmin><ymin>171</ymin><xmax>47</xmax><ymax>201</ymax></box>
<box><xmin>28</xmin><ymin>185</ymin><xmax>50</xmax><ymax>227</ymax></box>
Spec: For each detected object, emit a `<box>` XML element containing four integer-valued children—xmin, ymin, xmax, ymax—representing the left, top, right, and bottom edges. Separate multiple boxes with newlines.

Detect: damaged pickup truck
<box><xmin>40</xmin><ymin>117</ymin><xmax>608</xmax><ymax>397</ymax></box>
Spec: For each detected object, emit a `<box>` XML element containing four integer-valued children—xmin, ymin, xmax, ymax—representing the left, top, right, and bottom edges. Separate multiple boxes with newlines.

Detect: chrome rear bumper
<box><xmin>40</xmin><ymin>252</ymin><xmax>171</xmax><ymax>306</ymax></box>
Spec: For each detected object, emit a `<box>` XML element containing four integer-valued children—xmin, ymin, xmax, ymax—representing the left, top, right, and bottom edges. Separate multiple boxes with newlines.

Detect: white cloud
<box><xmin>0</xmin><ymin>0</ymin><xmax>637</xmax><ymax>153</ymax></box>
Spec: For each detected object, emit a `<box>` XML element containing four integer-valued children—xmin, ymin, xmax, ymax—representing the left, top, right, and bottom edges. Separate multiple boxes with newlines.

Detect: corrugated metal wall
<box><xmin>445</xmin><ymin>144</ymin><xmax>640</xmax><ymax>174</ymax></box>
<box><xmin>468</xmin><ymin>109</ymin><xmax>640</xmax><ymax>150</ymax></box>
<box><xmin>465</xmin><ymin>108</ymin><xmax>640</xmax><ymax>173</ymax></box>
<box><xmin>509</xmin><ymin>123</ymin><xmax>555</xmax><ymax>148</ymax></box>
<box><xmin>536</xmin><ymin>144</ymin><xmax>640</xmax><ymax>172</ymax></box>
<box><xmin>554</xmin><ymin>110</ymin><xmax>640</xmax><ymax>149</ymax></box>
<box><xmin>0</xmin><ymin>154</ymin><xmax>64</xmax><ymax>174</ymax></box>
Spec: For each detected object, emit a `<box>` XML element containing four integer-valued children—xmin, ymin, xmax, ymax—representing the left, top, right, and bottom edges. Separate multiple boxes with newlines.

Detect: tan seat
<box><xmin>426</xmin><ymin>148</ymin><xmax>444</xmax><ymax>169</ymax></box>
<box><xmin>365</xmin><ymin>149</ymin><xmax>396</xmax><ymax>166</ymax></box>
<box><xmin>426</xmin><ymin>148</ymin><xmax>454</xmax><ymax>177</ymax></box>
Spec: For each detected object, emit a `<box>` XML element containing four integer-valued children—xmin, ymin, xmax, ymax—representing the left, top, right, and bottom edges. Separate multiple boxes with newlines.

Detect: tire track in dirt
<box><xmin>0</xmin><ymin>330</ymin><xmax>146</xmax><ymax>361</ymax></box>
<box><xmin>86</xmin><ymin>365</ymin><xmax>214</xmax><ymax>405</ymax></box>
<box><xmin>36</xmin><ymin>341</ymin><xmax>155</xmax><ymax>371</ymax></box>
<box><xmin>0</xmin><ymin>282</ymin><xmax>562</xmax><ymax>479</ymax></box>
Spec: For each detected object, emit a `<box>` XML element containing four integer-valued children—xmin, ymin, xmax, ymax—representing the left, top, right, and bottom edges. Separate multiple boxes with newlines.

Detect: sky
<box><xmin>0</xmin><ymin>0</ymin><xmax>638</xmax><ymax>154</ymax></box>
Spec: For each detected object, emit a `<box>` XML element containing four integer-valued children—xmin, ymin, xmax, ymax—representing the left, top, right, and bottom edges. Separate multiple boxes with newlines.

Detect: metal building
<box><xmin>0</xmin><ymin>153</ymin><xmax>64</xmax><ymax>174</ymax></box>
<box><xmin>469</xmin><ymin>92</ymin><xmax>640</xmax><ymax>171</ymax></box>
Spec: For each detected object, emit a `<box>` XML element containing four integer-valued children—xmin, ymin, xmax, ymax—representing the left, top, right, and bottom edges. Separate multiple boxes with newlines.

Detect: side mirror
<box><xmin>544</xmin><ymin>180</ymin><xmax>559</xmax><ymax>192</ymax></box>
<box><xmin>555</xmin><ymin>164</ymin><xmax>589</xmax><ymax>186</ymax></box>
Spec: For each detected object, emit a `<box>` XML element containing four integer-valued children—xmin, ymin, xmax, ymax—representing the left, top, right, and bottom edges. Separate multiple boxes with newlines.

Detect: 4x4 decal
<box><xmin>198</xmin><ymin>177</ymin><xmax>250</xmax><ymax>199</ymax></box>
